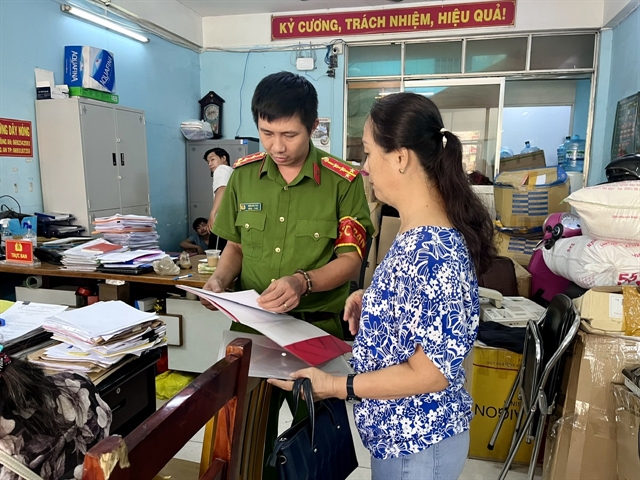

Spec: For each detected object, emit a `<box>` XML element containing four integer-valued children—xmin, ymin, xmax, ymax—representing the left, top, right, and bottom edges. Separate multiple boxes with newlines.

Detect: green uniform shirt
<box><xmin>213</xmin><ymin>142</ymin><xmax>374</xmax><ymax>316</ymax></box>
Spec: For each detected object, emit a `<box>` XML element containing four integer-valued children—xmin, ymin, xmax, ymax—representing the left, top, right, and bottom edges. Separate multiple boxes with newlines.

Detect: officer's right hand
<box><xmin>343</xmin><ymin>289</ymin><xmax>364</xmax><ymax>336</ymax></box>
<box><xmin>201</xmin><ymin>277</ymin><xmax>224</xmax><ymax>311</ymax></box>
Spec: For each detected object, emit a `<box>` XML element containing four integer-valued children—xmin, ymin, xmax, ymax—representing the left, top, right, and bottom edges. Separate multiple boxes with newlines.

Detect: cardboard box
<box><xmin>376</xmin><ymin>216</ymin><xmax>401</xmax><ymax>265</ymax></box>
<box><xmin>464</xmin><ymin>345</ymin><xmax>534</xmax><ymax>464</ymax></box>
<box><xmin>494</xmin><ymin>167</ymin><xmax>570</xmax><ymax>229</ymax></box>
<box><xmin>543</xmin><ymin>331</ymin><xmax>640</xmax><ymax>480</ymax></box>
<box><xmin>612</xmin><ymin>384</ymin><xmax>640</xmax><ymax>480</ymax></box>
<box><xmin>500</xmin><ymin>150</ymin><xmax>546</xmax><ymax>172</ymax></box>
<box><xmin>64</xmin><ymin>46</ymin><xmax>116</xmax><ymax>93</ymax></box>
<box><xmin>575</xmin><ymin>287</ymin><xmax>625</xmax><ymax>333</ymax></box>
<box><xmin>496</xmin><ymin>232</ymin><xmax>542</xmax><ymax>267</ymax></box>
<box><xmin>99</xmin><ymin>282</ymin><xmax>130</xmax><ymax>303</ymax></box>
<box><xmin>574</xmin><ymin>286</ymin><xmax>640</xmax><ymax>334</ymax></box>
<box><xmin>512</xmin><ymin>260</ymin><xmax>532</xmax><ymax>298</ymax></box>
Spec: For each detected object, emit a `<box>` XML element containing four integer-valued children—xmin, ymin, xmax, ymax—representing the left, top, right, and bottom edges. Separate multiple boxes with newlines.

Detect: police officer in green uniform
<box><xmin>202</xmin><ymin>71</ymin><xmax>374</xmax><ymax>479</ymax></box>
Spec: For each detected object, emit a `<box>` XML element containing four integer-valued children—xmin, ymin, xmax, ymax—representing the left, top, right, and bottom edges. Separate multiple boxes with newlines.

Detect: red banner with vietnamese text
<box><xmin>272</xmin><ymin>1</ymin><xmax>516</xmax><ymax>40</ymax></box>
<box><xmin>0</xmin><ymin>118</ymin><xmax>33</xmax><ymax>157</ymax></box>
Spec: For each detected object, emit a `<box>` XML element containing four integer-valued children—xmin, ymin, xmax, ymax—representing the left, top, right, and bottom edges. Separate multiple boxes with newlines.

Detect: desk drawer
<box><xmin>101</xmin><ymin>367</ymin><xmax>152</xmax><ymax>434</ymax></box>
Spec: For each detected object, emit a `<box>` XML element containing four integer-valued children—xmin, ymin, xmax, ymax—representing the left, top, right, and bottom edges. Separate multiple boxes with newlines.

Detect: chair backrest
<box><xmin>536</xmin><ymin>300</ymin><xmax>580</xmax><ymax>408</ymax></box>
<box><xmin>539</xmin><ymin>294</ymin><xmax>577</xmax><ymax>401</ymax></box>
<box><xmin>357</xmin><ymin>236</ymin><xmax>374</xmax><ymax>290</ymax></box>
<box><xmin>81</xmin><ymin>338</ymin><xmax>252</xmax><ymax>480</ymax></box>
<box><xmin>522</xmin><ymin>319</ymin><xmax>544</xmax><ymax>411</ymax></box>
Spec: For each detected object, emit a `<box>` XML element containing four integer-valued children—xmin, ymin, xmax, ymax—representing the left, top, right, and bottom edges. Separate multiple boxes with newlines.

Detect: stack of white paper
<box><xmin>33</xmin><ymin>301</ymin><xmax>166</xmax><ymax>374</ymax></box>
<box><xmin>98</xmin><ymin>249</ymin><xmax>164</xmax><ymax>269</ymax></box>
<box><xmin>61</xmin><ymin>238</ymin><xmax>128</xmax><ymax>271</ymax></box>
<box><xmin>93</xmin><ymin>214</ymin><xmax>160</xmax><ymax>250</ymax></box>
<box><xmin>0</xmin><ymin>302</ymin><xmax>68</xmax><ymax>346</ymax></box>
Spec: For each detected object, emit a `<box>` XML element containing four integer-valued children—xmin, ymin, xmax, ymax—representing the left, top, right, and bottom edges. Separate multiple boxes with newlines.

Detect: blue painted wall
<box><xmin>0</xmin><ymin>0</ymin><xmax>200</xmax><ymax>250</ymax></box>
<box><xmin>200</xmin><ymin>50</ymin><xmax>345</xmax><ymax>158</ymax></box>
<box><xmin>591</xmin><ymin>9</ymin><xmax>640</xmax><ymax>185</ymax></box>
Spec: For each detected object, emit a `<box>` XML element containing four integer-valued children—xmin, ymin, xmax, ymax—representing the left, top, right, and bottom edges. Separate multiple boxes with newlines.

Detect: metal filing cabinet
<box><xmin>35</xmin><ymin>98</ymin><xmax>151</xmax><ymax>231</ymax></box>
<box><xmin>186</xmin><ymin>139</ymin><xmax>259</xmax><ymax>227</ymax></box>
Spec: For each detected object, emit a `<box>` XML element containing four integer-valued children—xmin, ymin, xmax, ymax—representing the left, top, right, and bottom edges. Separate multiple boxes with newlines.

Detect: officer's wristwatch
<box><xmin>346</xmin><ymin>374</ymin><xmax>361</xmax><ymax>403</ymax></box>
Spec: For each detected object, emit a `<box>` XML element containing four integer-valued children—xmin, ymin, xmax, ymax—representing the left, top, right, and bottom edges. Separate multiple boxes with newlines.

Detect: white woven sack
<box><xmin>564</xmin><ymin>180</ymin><xmax>640</xmax><ymax>243</ymax></box>
<box><xmin>543</xmin><ymin>236</ymin><xmax>640</xmax><ymax>289</ymax></box>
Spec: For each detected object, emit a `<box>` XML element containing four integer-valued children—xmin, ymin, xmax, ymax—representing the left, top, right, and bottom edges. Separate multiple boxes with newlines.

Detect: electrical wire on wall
<box><xmin>235</xmin><ymin>51</ymin><xmax>253</xmax><ymax>138</ymax></box>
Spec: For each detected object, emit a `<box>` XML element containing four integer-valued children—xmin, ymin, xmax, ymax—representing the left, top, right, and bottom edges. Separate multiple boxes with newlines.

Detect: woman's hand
<box><xmin>257</xmin><ymin>275</ymin><xmax>305</xmax><ymax>313</ymax></box>
<box><xmin>267</xmin><ymin>368</ymin><xmax>344</xmax><ymax>401</ymax></box>
<box><xmin>343</xmin><ymin>289</ymin><xmax>364</xmax><ymax>336</ymax></box>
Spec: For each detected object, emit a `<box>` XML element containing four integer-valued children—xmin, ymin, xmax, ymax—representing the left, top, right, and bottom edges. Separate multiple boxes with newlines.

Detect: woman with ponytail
<box><xmin>0</xmin><ymin>352</ymin><xmax>111</xmax><ymax>479</ymax></box>
<box><xmin>270</xmin><ymin>92</ymin><xmax>495</xmax><ymax>480</ymax></box>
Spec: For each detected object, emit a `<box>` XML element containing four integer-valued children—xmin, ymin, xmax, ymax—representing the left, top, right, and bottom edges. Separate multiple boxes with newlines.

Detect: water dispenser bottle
<box><xmin>557</xmin><ymin>136</ymin><xmax>571</xmax><ymax>167</ymax></box>
<box><xmin>521</xmin><ymin>141</ymin><xmax>541</xmax><ymax>154</ymax></box>
<box><xmin>564</xmin><ymin>134</ymin><xmax>585</xmax><ymax>172</ymax></box>
<box><xmin>500</xmin><ymin>146</ymin><xmax>514</xmax><ymax>159</ymax></box>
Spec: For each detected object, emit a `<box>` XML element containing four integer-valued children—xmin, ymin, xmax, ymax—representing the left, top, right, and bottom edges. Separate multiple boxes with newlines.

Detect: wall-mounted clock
<box><xmin>199</xmin><ymin>91</ymin><xmax>225</xmax><ymax>139</ymax></box>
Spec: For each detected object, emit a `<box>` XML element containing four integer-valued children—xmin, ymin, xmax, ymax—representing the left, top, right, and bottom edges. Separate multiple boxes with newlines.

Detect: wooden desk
<box><xmin>0</xmin><ymin>255</ymin><xmax>211</xmax><ymax>288</ymax></box>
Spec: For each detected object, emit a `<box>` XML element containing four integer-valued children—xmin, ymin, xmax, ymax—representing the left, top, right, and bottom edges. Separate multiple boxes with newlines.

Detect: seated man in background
<box><xmin>179</xmin><ymin>217</ymin><xmax>210</xmax><ymax>254</ymax></box>
<box><xmin>0</xmin><ymin>352</ymin><xmax>112</xmax><ymax>479</ymax></box>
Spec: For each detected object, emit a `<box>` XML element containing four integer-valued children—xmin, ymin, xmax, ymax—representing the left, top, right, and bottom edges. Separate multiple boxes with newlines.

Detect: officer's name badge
<box><xmin>239</xmin><ymin>203</ymin><xmax>262</xmax><ymax>211</ymax></box>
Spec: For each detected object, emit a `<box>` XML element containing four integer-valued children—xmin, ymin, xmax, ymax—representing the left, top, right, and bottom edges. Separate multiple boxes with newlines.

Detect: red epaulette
<box><xmin>320</xmin><ymin>157</ymin><xmax>359</xmax><ymax>183</ymax></box>
<box><xmin>233</xmin><ymin>152</ymin><xmax>267</xmax><ymax>169</ymax></box>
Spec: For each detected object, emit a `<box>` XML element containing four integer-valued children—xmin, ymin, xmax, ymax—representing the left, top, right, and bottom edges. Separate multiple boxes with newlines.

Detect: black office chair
<box><xmin>489</xmin><ymin>294</ymin><xmax>580</xmax><ymax>480</ymax></box>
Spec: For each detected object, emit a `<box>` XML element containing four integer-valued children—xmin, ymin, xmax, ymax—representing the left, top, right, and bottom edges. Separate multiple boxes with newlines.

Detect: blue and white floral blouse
<box><xmin>350</xmin><ymin>226</ymin><xmax>479</xmax><ymax>460</ymax></box>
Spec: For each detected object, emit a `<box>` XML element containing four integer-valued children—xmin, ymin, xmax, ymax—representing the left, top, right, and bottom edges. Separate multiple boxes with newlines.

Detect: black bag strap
<box><xmin>292</xmin><ymin>377</ymin><xmax>316</xmax><ymax>447</ymax></box>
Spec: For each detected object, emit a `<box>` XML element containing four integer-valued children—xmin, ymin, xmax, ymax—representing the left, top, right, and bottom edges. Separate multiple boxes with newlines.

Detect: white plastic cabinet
<box><xmin>35</xmin><ymin>98</ymin><xmax>150</xmax><ymax>231</ymax></box>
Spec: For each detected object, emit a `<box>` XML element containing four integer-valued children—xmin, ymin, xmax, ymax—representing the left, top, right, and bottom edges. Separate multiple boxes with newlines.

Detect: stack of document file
<box><xmin>32</xmin><ymin>301</ymin><xmax>166</xmax><ymax>375</ymax></box>
<box><xmin>93</xmin><ymin>214</ymin><xmax>160</xmax><ymax>250</ymax></box>
<box><xmin>0</xmin><ymin>301</ymin><xmax>68</xmax><ymax>348</ymax></box>
<box><xmin>61</xmin><ymin>238</ymin><xmax>128</xmax><ymax>271</ymax></box>
<box><xmin>98</xmin><ymin>249</ymin><xmax>165</xmax><ymax>269</ymax></box>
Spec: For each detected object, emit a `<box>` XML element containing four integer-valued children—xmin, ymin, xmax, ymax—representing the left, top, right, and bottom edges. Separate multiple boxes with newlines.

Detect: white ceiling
<box><xmin>177</xmin><ymin>0</ymin><xmax>434</xmax><ymax>17</ymax></box>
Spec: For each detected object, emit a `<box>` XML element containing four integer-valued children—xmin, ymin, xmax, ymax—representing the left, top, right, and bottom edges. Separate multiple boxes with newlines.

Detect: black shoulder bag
<box><xmin>268</xmin><ymin>377</ymin><xmax>359</xmax><ymax>480</ymax></box>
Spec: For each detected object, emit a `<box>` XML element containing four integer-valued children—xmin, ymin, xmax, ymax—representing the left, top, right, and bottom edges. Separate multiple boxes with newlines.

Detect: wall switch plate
<box><xmin>296</xmin><ymin>57</ymin><xmax>315</xmax><ymax>71</ymax></box>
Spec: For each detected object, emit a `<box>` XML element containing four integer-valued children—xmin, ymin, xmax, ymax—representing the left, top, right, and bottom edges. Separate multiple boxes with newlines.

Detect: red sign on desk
<box><xmin>5</xmin><ymin>240</ymin><xmax>34</xmax><ymax>264</ymax></box>
<box><xmin>0</xmin><ymin>118</ymin><xmax>33</xmax><ymax>157</ymax></box>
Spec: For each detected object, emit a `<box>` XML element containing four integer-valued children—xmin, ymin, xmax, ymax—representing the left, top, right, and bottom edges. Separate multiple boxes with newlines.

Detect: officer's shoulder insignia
<box><xmin>320</xmin><ymin>157</ymin><xmax>359</xmax><ymax>183</ymax></box>
<box><xmin>233</xmin><ymin>152</ymin><xmax>267</xmax><ymax>168</ymax></box>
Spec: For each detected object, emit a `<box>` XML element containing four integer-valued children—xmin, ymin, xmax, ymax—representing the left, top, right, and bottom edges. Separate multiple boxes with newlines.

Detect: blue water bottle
<box><xmin>557</xmin><ymin>136</ymin><xmax>570</xmax><ymax>168</ymax></box>
<box><xmin>521</xmin><ymin>141</ymin><xmax>541</xmax><ymax>154</ymax></box>
<box><xmin>564</xmin><ymin>135</ymin><xmax>585</xmax><ymax>172</ymax></box>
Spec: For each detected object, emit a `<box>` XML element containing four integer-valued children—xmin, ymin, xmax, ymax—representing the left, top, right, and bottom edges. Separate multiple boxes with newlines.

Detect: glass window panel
<box><xmin>347</xmin><ymin>45</ymin><xmax>401</xmax><ymax>77</ymax></box>
<box><xmin>404</xmin><ymin>83</ymin><xmax>501</xmax><ymax>176</ymax></box>
<box><xmin>530</xmin><ymin>35</ymin><xmax>595</xmax><ymax>70</ymax></box>
<box><xmin>405</xmin><ymin>41</ymin><xmax>462</xmax><ymax>75</ymax></box>
<box><xmin>346</xmin><ymin>81</ymin><xmax>401</xmax><ymax>163</ymax></box>
<box><xmin>465</xmin><ymin>37</ymin><xmax>527</xmax><ymax>73</ymax></box>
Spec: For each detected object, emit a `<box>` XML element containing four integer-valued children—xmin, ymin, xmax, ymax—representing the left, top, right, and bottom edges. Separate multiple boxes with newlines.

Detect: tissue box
<box><xmin>64</xmin><ymin>46</ymin><xmax>116</xmax><ymax>93</ymax></box>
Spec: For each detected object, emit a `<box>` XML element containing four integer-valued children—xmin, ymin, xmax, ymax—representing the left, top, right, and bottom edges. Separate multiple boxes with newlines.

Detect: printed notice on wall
<box><xmin>312</xmin><ymin>118</ymin><xmax>331</xmax><ymax>150</ymax></box>
<box><xmin>0</xmin><ymin>118</ymin><xmax>33</xmax><ymax>157</ymax></box>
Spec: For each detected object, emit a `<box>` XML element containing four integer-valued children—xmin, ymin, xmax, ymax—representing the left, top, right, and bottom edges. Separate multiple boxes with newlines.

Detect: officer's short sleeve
<box><xmin>212</xmin><ymin>171</ymin><xmax>241</xmax><ymax>243</ymax></box>
<box><xmin>335</xmin><ymin>173</ymin><xmax>375</xmax><ymax>258</ymax></box>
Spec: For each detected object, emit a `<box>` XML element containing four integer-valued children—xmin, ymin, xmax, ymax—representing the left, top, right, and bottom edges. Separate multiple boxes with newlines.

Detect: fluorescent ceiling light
<box><xmin>61</xmin><ymin>4</ymin><xmax>149</xmax><ymax>43</ymax></box>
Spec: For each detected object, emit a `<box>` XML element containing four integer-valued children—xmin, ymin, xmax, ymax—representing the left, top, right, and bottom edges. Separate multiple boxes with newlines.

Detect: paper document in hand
<box><xmin>219</xmin><ymin>330</ymin><xmax>353</xmax><ymax>379</ymax></box>
<box><xmin>178</xmin><ymin>286</ymin><xmax>351</xmax><ymax>366</ymax></box>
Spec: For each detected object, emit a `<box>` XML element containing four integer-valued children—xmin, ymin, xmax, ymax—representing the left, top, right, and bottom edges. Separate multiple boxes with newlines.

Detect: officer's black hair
<box><xmin>251</xmin><ymin>71</ymin><xmax>318</xmax><ymax>134</ymax></box>
<box><xmin>368</xmin><ymin>92</ymin><xmax>497</xmax><ymax>275</ymax></box>
<box><xmin>203</xmin><ymin>147</ymin><xmax>230</xmax><ymax>165</ymax></box>
<box><xmin>192</xmin><ymin>217</ymin><xmax>208</xmax><ymax>231</ymax></box>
